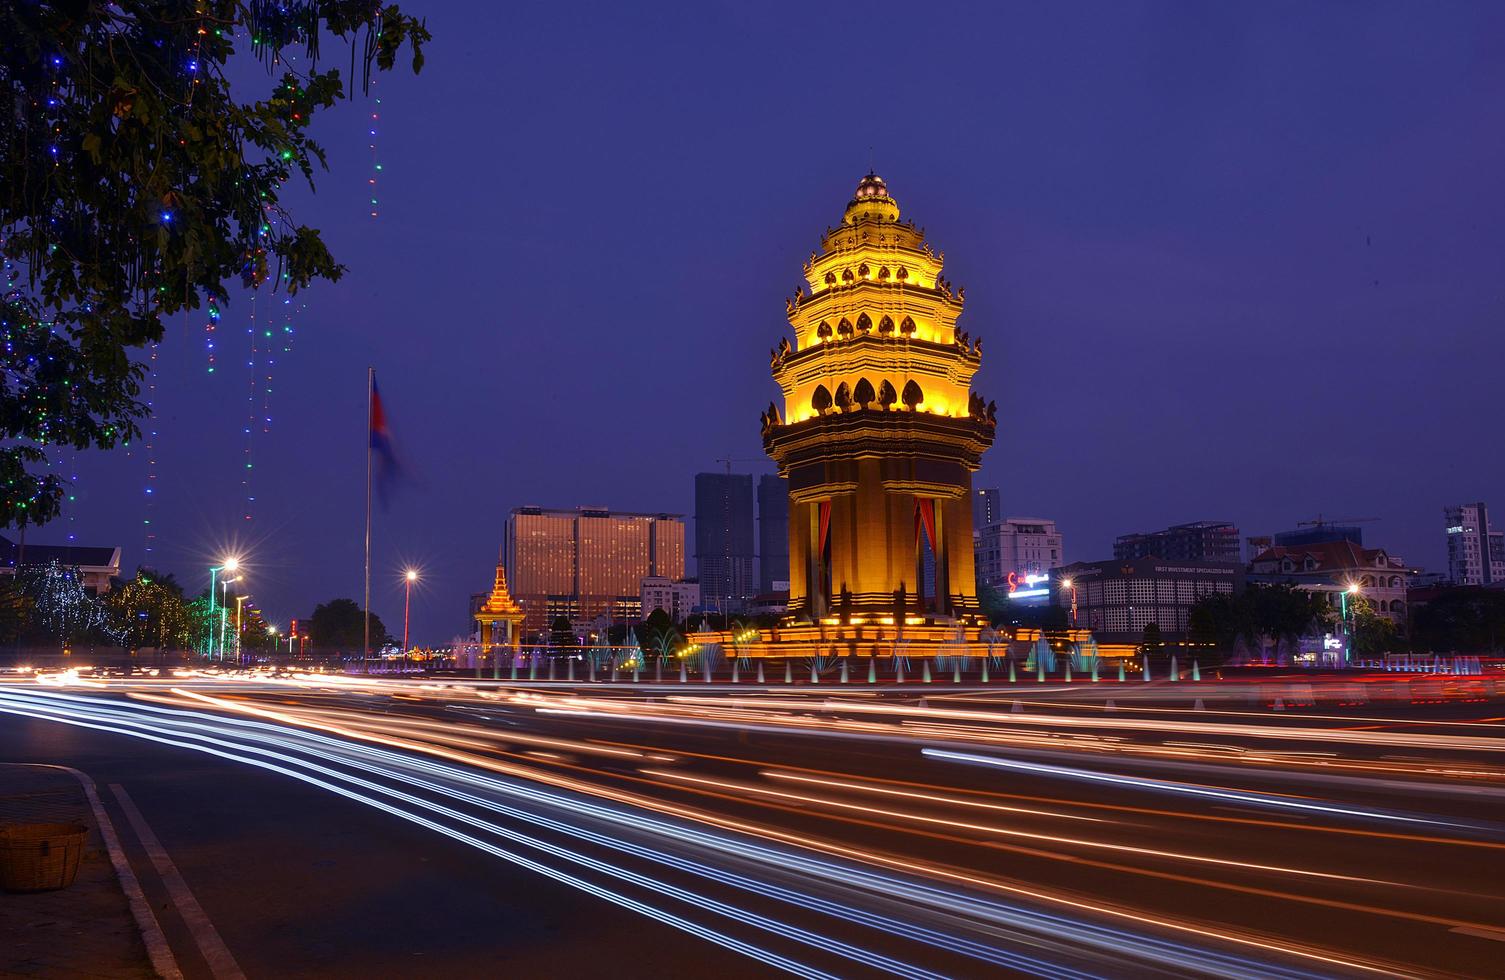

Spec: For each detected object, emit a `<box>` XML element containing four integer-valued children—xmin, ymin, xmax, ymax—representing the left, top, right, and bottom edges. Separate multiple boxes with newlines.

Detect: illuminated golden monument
<box><xmin>762</xmin><ymin>173</ymin><xmax>996</xmax><ymax>627</ymax></box>
<box><xmin>474</xmin><ymin>560</ymin><xmax>525</xmax><ymax>655</ymax></box>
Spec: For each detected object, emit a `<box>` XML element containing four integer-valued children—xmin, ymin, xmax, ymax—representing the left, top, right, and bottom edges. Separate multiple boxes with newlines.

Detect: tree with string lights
<box><xmin>106</xmin><ymin>569</ymin><xmax>190</xmax><ymax>651</ymax></box>
<box><xmin>18</xmin><ymin>560</ymin><xmax>110</xmax><ymax>645</ymax></box>
<box><xmin>0</xmin><ymin>2</ymin><xmax>429</xmax><ymax>528</ymax></box>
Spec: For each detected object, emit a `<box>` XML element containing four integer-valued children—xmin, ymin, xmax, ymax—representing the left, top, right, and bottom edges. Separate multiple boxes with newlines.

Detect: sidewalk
<box><xmin>0</xmin><ymin>764</ymin><xmax>156</xmax><ymax>978</ymax></box>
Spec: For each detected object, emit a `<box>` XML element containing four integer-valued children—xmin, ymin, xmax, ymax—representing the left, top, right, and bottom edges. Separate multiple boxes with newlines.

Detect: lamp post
<box><xmin>1341</xmin><ymin>583</ymin><xmax>1360</xmax><ymax>666</ymax></box>
<box><xmin>218</xmin><ymin>575</ymin><xmax>238</xmax><ymax>661</ymax></box>
<box><xmin>403</xmin><ymin>569</ymin><xmax>418</xmax><ymax>655</ymax></box>
<box><xmin>1061</xmin><ymin>577</ymin><xmax>1077</xmax><ymax>627</ymax></box>
<box><xmin>235</xmin><ymin>595</ymin><xmax>250</xmax><ymax>666</ymax></box>
<box><xmin>208</xmin><ymin>557</ymin><xmax>239</xmax><ymax>658</ymax></box>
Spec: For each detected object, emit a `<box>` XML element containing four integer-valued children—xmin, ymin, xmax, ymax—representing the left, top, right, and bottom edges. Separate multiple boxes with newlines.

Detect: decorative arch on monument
<box><xmin>816</xmin><ymin>320</ymin><xmax>832</xmax><ymax>340</ymax></box>
<box><xmin>856</xmin><ymin>313</ymin><xmax>872</xmax><ymax>333</ymax></box>
<box><xmin>853</xmin><ymin>377</ymin><xmax>875</xmax><ymax>408</ymax></box>
<box><xmin>812</xmin><ymin>385</ymin><xmax>833</xmax><ymax>414</ymax></box>
<box><xmin>900</xmin><ymin>316</ymin><xmax>916</xmax><ymax>336</ymax></box>
<box><xmin>877</xmin><ymin>379</ymin><xmax>898</xmax><ymax>409</ymax></box>
<box><xmin>878</xmin><ymin>315</ymin><xmax>894</xmax><ymax>335</ymax></box>
<box><xmin>901</xmin><ymin>380</ymin><xmax>924</xmax><ymax>409</ymax></box>
<box><xmin>837</xmin><ymin>318</ymin><xmax>854</xmax><ymax>337</ymax></box>
<box><xmin>834</xmin><ymin>382</ymin><xmax>852</xmax><ymax>410</ymax></box>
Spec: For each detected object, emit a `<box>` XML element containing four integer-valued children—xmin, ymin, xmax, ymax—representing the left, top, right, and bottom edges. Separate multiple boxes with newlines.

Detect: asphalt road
<box><xmin>3</xmin><ymin>671</ymin><xmax>1504</xmax><ymax>979</ymax></box>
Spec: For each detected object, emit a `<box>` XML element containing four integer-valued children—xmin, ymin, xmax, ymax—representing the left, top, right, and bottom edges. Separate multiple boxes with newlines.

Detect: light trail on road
<box><xmin>4</xmin><ymin>673</ymin><xmax>1503</xmax><ymax>977</ymax></box>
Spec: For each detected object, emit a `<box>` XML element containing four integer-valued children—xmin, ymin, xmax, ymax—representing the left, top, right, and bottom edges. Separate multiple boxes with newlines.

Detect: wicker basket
<box><xmin>0</xmin><ymin>822</ymin><xmax>89</xmax><ymax>892</ymax></box>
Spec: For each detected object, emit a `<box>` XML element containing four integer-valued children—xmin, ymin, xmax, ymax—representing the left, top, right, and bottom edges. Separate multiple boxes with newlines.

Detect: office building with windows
<box><xmin>504</xmin><ymin>506</ymin><xmax>685</xmax><ymax>635</ymax></box>
<box><xmin>1055</xmin><ymin>558</ymin><xmax>1242</xmax><ymax>643</ymax></box>
<box><xmin>639</xmin><ymin>576</ymin><xmax>701</xmax><ymax>622</ymax></box>
<box><xmin>974</xmin><ymin>518</ymin><xmax>1063</xmax><ymax>590</ymax></box>
<box><xmin>1445</xmin><ymin>502</ymin><xmax>1505</xmax><ymax>586</ymax></box>
<box><xmin>695</xmin><ymin>473</ymin><xmax>757</xmax><ymax>614</ymax></box>
<box><xmin>1114</xmin><ymin>521</ymin><xmax>1240</xmax><ymax>563</ymax></box>
<box><xmin>757</xmin><ymin>474</ymin><xmax>790</xmax><ymax>594</ymax></box>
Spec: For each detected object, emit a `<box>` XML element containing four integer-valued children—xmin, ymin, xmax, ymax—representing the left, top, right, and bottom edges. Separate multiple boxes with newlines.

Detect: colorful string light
<box><xmin>368</xmin><ymin>80</ymin><xmax>382</xmax><ymax>219</ymax></box>
<box><xmin>205</xmin><ymin>296</ymin><xmax>220</xmax><ymax>373</ymax></box>
<box><xmin>142</xmin><ymin>338</ymin><xmax>160</xmax><ymax>559</ymax></box>
<box><xmin>242</xmin><ymin>291</ymin><xmax>257</xmax><ymax>522</ymax></box>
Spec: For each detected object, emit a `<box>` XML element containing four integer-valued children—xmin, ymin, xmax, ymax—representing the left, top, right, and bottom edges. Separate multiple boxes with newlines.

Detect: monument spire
<box><xmin>763</xmin><ymin>173</ymin><xmax>996</xmax><ymax>625</ymax></box>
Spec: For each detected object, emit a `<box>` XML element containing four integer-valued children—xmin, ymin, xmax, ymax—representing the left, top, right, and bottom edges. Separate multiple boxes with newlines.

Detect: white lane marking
<box><xmin>110</xmin><ymin>783</ymin><xmax>246</xmax><ymax>980</ymax></box>
<box><xmin>12</xmin><ymin>764</ymin><xmax>183</xmax><ymax>980</ymax></box>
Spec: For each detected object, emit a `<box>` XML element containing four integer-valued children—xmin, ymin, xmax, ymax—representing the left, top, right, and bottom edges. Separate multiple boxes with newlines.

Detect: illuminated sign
<box><xmin>1005</xmin><ymin>570</ymin><xmax>1052</xmax><ymax>600</ymax></box>
<box><xmin>1447</xmin><ymin>526</ymin><xmax>1466</xmax><ymax>534</ymax></box>
<box><xmin>1006</xmin><ymin>571</ymin><xmax>1050</xmax><ymax>592</ymax></box>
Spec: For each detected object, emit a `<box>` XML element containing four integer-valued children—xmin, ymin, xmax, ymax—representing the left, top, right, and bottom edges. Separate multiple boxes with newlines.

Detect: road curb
<box><xmin>18</xmin><ymin>764</ymin><xmax>183</xmax><ymax>980</ymax></box>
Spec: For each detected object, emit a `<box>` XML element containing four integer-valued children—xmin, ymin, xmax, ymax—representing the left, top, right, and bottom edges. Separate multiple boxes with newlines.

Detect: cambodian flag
<box><xmin>370</xmin><ymin>375</ymin><xmax>403</xmax><ymax>507</ymax></box>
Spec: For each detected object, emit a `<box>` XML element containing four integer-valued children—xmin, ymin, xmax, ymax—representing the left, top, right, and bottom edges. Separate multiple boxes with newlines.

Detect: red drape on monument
<box><xmin>914</xmin><ymin>498</ymin><xmax>936</xmax><ymax>552</ymax></box>
<box><xmin>818</xmin><ymin>500</ymin><xmax>832</xmax><ymax>555</ymax></box>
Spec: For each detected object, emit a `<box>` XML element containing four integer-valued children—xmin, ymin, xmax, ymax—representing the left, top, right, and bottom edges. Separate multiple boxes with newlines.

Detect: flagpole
<box><xmin>364</xmin><ymin>366</ymin><xmax>373</xmax><ymax>672</ymax></box>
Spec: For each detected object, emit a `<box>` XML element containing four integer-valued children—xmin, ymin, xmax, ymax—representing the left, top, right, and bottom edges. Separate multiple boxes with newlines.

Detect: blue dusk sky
<box><xmin>47</xmin><ymin>1</ymin><xmax>1505</xmax><ymax>641</ymax></box>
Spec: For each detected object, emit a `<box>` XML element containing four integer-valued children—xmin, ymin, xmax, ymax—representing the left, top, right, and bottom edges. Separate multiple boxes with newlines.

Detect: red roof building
<box><xmin>1248</xmin><ymin>541</ymin><xmax>1408</xmax><ymax>622</ymax></box>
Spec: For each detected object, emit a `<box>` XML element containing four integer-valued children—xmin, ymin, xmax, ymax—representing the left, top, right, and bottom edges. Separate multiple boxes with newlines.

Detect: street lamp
<box><xmin>218</xmin><ymin>575</ymin><xmax>238</xmax><ymax>661</ymax></box>
<box><xmin>207</xmin><ymin>557</ymin><xmax>240</xmax><ymax>658</ymax></box>
<box><xmin>1060</xmin><ymin>577</ymin><xmax>1077</xmax><ymax>627</ymax></box>
<box><xmin>403</xmin><ymin>569</ymin><xmax>419</xmax><ymax>654</ymax></box>
<box><xmin>1340</xmin><ymin>583</ymin><xmax>1361</xmax><ymax>666</ymax></box>
<box><xmin>235</xmin><ymin>595</ymin><xmax>250</xmax><ymax>666</ymax></box>
<box><xmin>1341</xmin><ymin>582</ymin><xmax>1361</xmax><ymax>622</ymax></box>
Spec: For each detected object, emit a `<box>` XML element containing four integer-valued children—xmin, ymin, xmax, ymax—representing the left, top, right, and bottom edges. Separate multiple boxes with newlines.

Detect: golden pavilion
<box><xmin>474</xmin><ymin>559</ymin><xmax>525</xmax><ymax>655</ymax></box>
<box><xmin>762</xmin><ymin>172</ymin><xmax>996</xmax><ymax>627</ymax></box>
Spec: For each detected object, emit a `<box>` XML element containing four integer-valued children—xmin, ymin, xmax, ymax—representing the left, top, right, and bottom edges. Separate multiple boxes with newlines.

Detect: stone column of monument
<box><xmin>763</xmin><ymin>173</ymin><xmax>996</xmax><ymax>625</ymax></box>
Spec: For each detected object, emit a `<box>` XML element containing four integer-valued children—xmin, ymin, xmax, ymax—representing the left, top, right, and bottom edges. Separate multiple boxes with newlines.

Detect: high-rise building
<box><xmin>1114</xmin><ymin>521</ymin><xmax>1240</xmax><ymax>563</ymax></box>
<box><xmin>1445</xmin><ymin>502</ymin><xmax>1505</xmax><ymax>586</ymax></box>
<box><xmin>695</xmin><ymin>473</ymin><xmax>756</xmax><ymax>614</ymax></box>
<box><xmin>762</xmin><ymin>173</ymin><xmax>995</xmax><ymax>622</ymax></box>
<box><xmin>504</xmin><ymin>506</ymin><xmax>684</xmax><ymax>635</ymax></box>
<box><xmin>758</xmin><ymin>474</ymin><xmax>790</xmax><ymax>594</ymax></box>
<box><xmin>972</xmin><ymin>488</ymin><xmax>1001</xmax><ymax>531</ymax></box>
<box><xmin>974</xmin><ymin>518</ymin><xmax>1064</xmax><ymax>590</ymax></box>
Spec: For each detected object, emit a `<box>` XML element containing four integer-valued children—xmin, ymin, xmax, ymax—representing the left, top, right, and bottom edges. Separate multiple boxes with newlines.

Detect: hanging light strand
<box><xmin>242</xmin><ymin>288</ymin><xmax>257</xmax><ymax>523</ymax></box>
<box><xmin>367</xmin><ymin>78</ymin><xmax>382</xmax><ymax>218</ymax></box>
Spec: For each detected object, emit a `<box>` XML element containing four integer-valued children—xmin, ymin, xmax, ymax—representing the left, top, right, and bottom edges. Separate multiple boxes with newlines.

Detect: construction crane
<box><xmin>1296</xmin><ymin>515</ymin><xmax>1379</xmax><ymax>529</ymax></box>
<box><xmin>713</xmin><ymin>457</ymin><xmax>764</xmax><ymax>476</ymax></box>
